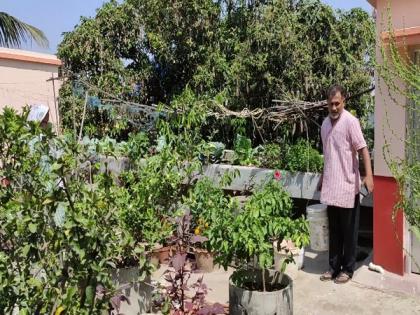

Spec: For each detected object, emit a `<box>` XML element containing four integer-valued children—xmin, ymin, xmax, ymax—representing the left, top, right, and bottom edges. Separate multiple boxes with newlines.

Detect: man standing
<box><xmin>318</xmin><ymin>85</ymin><xmax>374</xmax><ymax>284</ymax></box>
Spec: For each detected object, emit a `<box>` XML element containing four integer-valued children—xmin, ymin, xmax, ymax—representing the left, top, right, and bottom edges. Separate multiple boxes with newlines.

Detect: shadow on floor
<box><xmin>299</xmin><ymin>248</ymin><xmax>328</xmax><ymax>275</ymax></box>
<box><xmin>300</xmin><ymin>247</ymin><xmax>372</xmax><ymax>276</ymax></box>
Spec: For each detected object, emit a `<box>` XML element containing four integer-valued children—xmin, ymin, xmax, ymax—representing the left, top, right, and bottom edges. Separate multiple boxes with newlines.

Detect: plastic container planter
<box><xmin>306</xmin><ymin>204</ymin><xmax>329</xmax><ymax>251</ymax></box>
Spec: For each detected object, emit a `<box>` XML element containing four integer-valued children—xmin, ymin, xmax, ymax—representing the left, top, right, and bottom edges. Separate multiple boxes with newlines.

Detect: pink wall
<box><xmin>376</xmin><ymin>0</ymin><xmax>420</xmax><ymax>31</ymax></box>
<box><xmin>0</xmin><ymin>48</ymin><xmax>62</xmax><ymax>132</ymax></box>
<box><xmin>373</xmin><ymin>0</ymin><xmax>420</xmax><ymax>177</ymax></box>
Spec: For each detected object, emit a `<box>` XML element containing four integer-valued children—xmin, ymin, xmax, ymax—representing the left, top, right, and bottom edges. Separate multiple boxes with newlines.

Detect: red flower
<box><xmin>273</xmin><ymin>170</ymin><xmax>281</xmax><ymax>181</ymax></box>
<box><xmin>1</xmin><ymin>178</ymin><xmax>10</xmax><ymax>187</ymax></box>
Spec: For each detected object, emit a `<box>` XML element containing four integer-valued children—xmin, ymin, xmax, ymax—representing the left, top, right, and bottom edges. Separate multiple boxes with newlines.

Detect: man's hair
<box><xmin>327</xmin><ymin>85</ymin><xmax>346</xmax><ymax>100</ymax></box>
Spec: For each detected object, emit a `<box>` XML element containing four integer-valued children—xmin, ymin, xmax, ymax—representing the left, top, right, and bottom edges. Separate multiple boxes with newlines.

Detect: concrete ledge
<box><xmin>202</xmin><ymin>164</ymin><xmax>373</xmax><ymax>207</ymax></box>
<box><xmin>98</xmin><ymin>157</ymin><xmax>373</xmax><ymax>207</ymax></box>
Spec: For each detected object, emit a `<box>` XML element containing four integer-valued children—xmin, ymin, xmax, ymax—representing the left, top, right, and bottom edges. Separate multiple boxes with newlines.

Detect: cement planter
<box><xmin>229</xmin><ymin>269</ymin><xmax>293</xmax><ymax>315</ymax></box>
<box><xmin>202</xmin><ymin>164</ymin><xmax>373</xmax><ymax>207</ymax></box>
<box><xmin>111</xmin><ymin>266</ymin><xmax>153</xmax><ymax>314</ymax></box>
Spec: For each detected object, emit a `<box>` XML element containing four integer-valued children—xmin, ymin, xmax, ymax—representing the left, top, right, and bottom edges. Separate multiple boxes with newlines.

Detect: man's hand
<box><xmin>359</xmin><ymin>147</ymin><xmax>374</xmax><ymax>193</ymax></box>
<box><xmin>363</xmin><ymin>175</ymin><xmax>374</xmax><ymax>193</ymax></box>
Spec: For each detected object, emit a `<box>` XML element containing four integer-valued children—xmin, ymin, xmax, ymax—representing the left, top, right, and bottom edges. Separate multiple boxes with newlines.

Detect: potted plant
<box><xmin>184</xmin><ymin>177</ymin><xmax>238</xmax><ymax>273</ymax></box>
<box><xmin>113</xmin><ymin>148</ymin><xmax>193</xmax><ymax>313</ymax></box>
<box><xmin>0</xmin><ymin>110</ymin><xmax>153</xmax><ymax>314</ymax></box>
<box><xmin>233</xmin><ymin>135</ymin><xmax>260</xmax><ymax>166</ymax></box>
<box><xmin>111</xmin><ymin>99</ymin><xmax>214</xmax><ymax>311</ymax></box>
<box><xmin>152</xmin><ymin>214</ymin><xmax>225</xmax><ymax>315</ymax></box>
<box><xmin>52</xmin><ymin>136</ymin><xmax>154</xmax><ymax>315</ymax></box>
<box><xmin>212</xmin><ymin>171</ymin><xmax>310</xmax><ymax>315</ymax></box>
<box><xmin>193</xmin><ymin>222</ymin><xmax>214</xmax><ymax>273</ymax></box>
<box><xmin>118</xmin><ymin>145</ymin><xmax>185</xmax><ymax>265</ymax></box>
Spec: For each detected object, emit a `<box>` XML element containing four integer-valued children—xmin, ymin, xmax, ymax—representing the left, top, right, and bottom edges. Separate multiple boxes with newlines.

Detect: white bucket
<box><xmin>306</xmin><ymin>204</ymin><xmax>329</xmax><ymax>251</ymax></box>
<box><xmin>273</xmin><ymin>243</ymin><xmax>305</xmax><ymax>271</ymax></box>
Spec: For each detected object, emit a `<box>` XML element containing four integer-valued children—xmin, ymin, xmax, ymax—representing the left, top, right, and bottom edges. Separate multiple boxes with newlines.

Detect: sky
<box><xmin>1</xmin><ymin>0</ymin><xmax>373</xmax><ymax>54</ymax></box>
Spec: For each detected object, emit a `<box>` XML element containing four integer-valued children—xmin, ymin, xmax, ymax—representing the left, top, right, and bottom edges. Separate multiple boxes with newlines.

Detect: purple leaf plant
<box><xmin>153</xmin><ymin>214</ymin><xmax>225</xmax><ymax>314</ymax></box>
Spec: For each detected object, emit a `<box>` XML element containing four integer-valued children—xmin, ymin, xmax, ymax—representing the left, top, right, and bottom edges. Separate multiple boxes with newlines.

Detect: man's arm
<box><xmin>359</xmin><ymin>147</ymin><xmax>374</xmax><ymax>193</ymax></box>
<box><xmin>317</xmin><ymin>172</ymin><xmax>323</xmax><ymax>191</ymax></box>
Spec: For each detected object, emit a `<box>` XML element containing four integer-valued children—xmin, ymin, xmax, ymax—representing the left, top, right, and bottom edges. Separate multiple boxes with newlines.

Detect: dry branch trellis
<box><xmin>61</xmin><ymin>70</ymin><xmax>374</xmax><ymax>134</ymax></box>
<box><xmin>212</xmin><ymin>86</ymin><xmax>375</xmax><ymax>129</ymax></box>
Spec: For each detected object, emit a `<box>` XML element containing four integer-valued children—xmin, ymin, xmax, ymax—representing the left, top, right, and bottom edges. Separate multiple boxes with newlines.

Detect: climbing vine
<box><xmin>377</xmin><ymin>9</ymin><xmax>420</xmax><ymax>239</ymax></box>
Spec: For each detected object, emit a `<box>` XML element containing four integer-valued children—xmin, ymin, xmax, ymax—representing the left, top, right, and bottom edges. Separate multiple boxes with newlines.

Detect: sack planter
<box><xmin>194</xmin><ymin>248</ymin><xmax>214</xmax><ymax>272</ymax></box>
<box><xmin>229</xmin><ymin>268</ymin><xmax>293</xmax><ymax>315</ymax></box>
<box><xmin>111</xmin><ymin>266</ymin><xmax>154</xmax><ymax>314</ymax></box>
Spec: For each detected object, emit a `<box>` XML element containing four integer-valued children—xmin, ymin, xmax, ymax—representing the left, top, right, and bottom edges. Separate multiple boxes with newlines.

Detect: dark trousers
<box><xmin>327</xmin><ymin>194</ymin><xmax>360</xmax><ymax>277</ymax></box>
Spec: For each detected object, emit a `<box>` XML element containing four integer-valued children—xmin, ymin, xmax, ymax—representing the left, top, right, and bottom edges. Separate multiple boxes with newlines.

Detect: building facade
<box><xmin>0</xmin><ymin>48</ymin><xmax>62</xmax><ymax>131</ymax></box>
<box><xmin>368</xmin><ymin>0</ymin><xmax>420</xmax><ymax>276</ymax></box>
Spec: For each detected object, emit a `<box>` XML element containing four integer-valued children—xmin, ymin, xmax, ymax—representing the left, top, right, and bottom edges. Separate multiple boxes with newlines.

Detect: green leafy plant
<box><xmin>212</xmin><ymin>172</ymin><xmax>309</xmax><ymax>291</ymax></box>
<box><xmin>0</xmin><ymin>108</ymin><xmax>146</xmax><ymax>314</ymax></box>
<box><xmin>284</xmin><ymin>139</ymin><xmax>323</xmax><ymax>173</ymax></box>
<box><xmin>119</xmin><ymin>90</ymin><xmax>211</xmax><ymax>252</ymax></box>
<box><xmin>117</xmin><ymin>150</ymin><xmax>182</xmax><ymax>248</ymax></box>
<box><xmin>198</xmin><ymin>141</ymin><xmax>225</xmax><ymax>164</ymax></box>
<box><xmin>233</xmin><ymin>135</ymin><xmax>260</xmax><ymax>166</ymax></box>
<box><xmin>125</xmin><ymin>131</ymin><xmax>151</xmax><ymax>160</ymax></box>
<box><xmin>184</xmin><ymin>177</ymin><xmax>237</xmax><ymax>250</ymax></box>
<box><xmin>257</xmin><ymin>143</ymin><xmax>284</xmax><ymax>169</ymax></box>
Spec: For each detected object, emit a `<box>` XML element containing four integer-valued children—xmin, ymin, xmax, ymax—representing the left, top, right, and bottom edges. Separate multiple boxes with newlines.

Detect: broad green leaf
<box><xmin>27</xmin><ymin>277</ymin><xmax>42</xmax><ymax>288</ymax></box>
<box><xmin>51</xmin><ymin>162</ymin><xmax>62</xmax><ymax>171</ymax></box>
<box><xmin>54</xmin><ymin>202</ymin><xmax>67</xmax><ymax>227</ymax></box>
<box><xmin>28</xmin><ymin>223</ymin><xmax>37</xmax><ymax>233</ymax></box>
<box><xmin>85</xmin><ymin>285</ymin><xmax>94</xmax><ymax>305</ymax></box>
<box><xmin>22</xmin><ymin>244</ymin><xmax>31</xmax><ymax>256</ymax></box>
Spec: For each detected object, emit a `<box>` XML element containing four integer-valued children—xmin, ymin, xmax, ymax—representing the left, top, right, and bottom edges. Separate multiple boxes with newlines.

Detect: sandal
<box><xmin>320</xmin><ymin>270</ymin><xmax>335</xmax><ymax>281</ymax></box>
<box><xmin>334</xmin><ymin>272</ymin><xmax>351</xmax><ymax>284</ymax></box>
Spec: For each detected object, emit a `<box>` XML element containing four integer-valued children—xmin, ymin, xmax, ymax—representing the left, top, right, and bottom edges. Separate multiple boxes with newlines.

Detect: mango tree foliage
<box><xmin>58</xmin><ymin>0</ymin><xmax>374</xmax><ymax>140</ymax></box>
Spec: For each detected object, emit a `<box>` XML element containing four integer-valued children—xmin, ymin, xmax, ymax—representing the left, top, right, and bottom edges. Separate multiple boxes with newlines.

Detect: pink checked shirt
<box><xmin>320</xmin><ymin>110</ymin><xmax>367</xmax><ymax>208</ymax></box>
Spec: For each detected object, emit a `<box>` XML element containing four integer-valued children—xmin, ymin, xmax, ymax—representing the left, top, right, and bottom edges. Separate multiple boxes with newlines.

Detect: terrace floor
<box><xmin>151</xmin><ymin>249</ymin><xmax>420</xmax><ymax>315</ymax></box>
